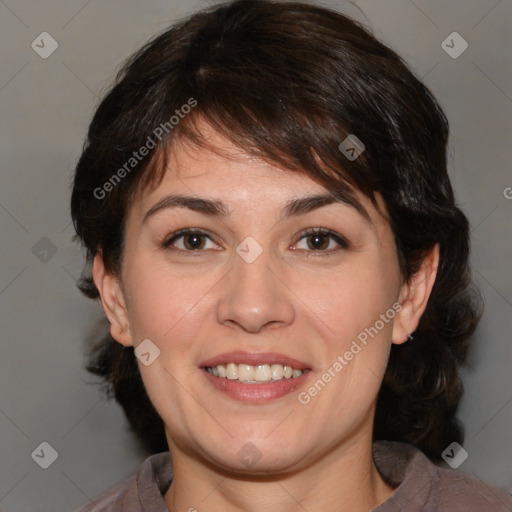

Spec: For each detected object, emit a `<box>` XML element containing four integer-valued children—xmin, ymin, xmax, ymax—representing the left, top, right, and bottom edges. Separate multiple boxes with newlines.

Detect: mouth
<box><xmin>205</xmin><ymin>363</ymin><xmax>305</xmax><ymax>383</ymax></box>
<box><xmin>200</xmin><ymin>352</ymin><xmax>311</xmax><ymax>402</ymax></box>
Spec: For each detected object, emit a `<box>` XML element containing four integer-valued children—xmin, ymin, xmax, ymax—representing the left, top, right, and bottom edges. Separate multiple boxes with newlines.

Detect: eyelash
<box><xmin>162</xmin><ymin>227</ymin><xmax>349</xmax><ymax>256</ymax></box>
<box><xmin>295</xmin><ymin>227</ymin><xmax>349</xmax><ymax>254</ymax></box>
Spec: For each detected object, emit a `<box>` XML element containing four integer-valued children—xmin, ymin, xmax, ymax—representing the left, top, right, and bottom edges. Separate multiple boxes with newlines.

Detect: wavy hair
<box><xmin>71</xmin><ymin>0</ymin><xmax>482</xmax><ymax>460</ymax></box>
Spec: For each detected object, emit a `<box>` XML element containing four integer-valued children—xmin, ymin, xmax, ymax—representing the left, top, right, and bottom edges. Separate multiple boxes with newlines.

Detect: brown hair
<box><xmin>71</xmin><ymin>0</ymin><xmax>482</xmax><ymax>460</ymax></box>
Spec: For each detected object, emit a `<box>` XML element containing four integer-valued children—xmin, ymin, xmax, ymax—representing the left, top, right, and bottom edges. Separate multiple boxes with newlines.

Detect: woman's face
<box><xmin>102</xmin><ymin>127</ymin><xmax>410</xmax><ymax>473</ymax></box>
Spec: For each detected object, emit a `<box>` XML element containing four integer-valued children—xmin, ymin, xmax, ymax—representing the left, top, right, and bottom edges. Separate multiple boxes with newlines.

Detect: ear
<box><xmin>92</xmin><ymin>252</ymin><xmax>133</xmax><ymax>347</ymax></box>
<box><xmin>392</xmin><ymin>243</ymin><xmax>440</xmax><ymax>345</ymax></box>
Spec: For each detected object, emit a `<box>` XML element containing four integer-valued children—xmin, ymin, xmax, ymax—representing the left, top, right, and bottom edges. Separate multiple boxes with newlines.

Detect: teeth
<box><xmin>255</xmin><ymin>364</ymin><xmax>270</xmax><ymax>382</ymax></box>
<box><xmin>206</xmin><ymin>363</ymin><xmax>304</xmax><ymax>383</ymax></box>
<box><xmin>270</xmin><ymin>364</ymin><xmax>283</xmax><ymax>380</ymax></box>
<box><xmin>238</xmin><ymin>364</ymin><xmax>254</xmax><ymax>381</ymax></box>
<box><xmin>226</xmin><ymin>363</ymin><xmax>238</xmax><ymax>380</ymax></box>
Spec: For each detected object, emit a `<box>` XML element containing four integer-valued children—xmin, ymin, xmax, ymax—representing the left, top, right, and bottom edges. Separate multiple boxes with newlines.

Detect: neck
<box><xmin>164</xmin><ymin>432</ymin><xmax>394</xmax><ymax>512</ymax></box>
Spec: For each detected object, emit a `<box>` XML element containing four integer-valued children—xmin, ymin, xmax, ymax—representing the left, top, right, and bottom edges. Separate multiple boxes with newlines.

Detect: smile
<box><xmin>200</xmin><ymin>351</ymin><xmax>311</xmax><ymax>402</ymax></box>
<box><xmin>205</xmin><ymin>363</ymin><xmax>304</xmax><ymax>383</ymax></box>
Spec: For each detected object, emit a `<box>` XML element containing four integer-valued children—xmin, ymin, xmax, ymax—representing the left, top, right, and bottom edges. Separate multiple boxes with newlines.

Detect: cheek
<box><xmin>123</xmin><ymin>258</ymin><xmax>215</xmax><ymax>346</ymax></box>
<box><xmin>296</xmin><ymin>258</ymin><xmax>399</xmax><ymax>343</ymax></box>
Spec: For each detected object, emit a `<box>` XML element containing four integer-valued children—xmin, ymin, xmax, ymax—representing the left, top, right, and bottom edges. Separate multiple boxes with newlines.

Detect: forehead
<box><xmin>129</xmin><ymin>126</ymin><xmax>389</xmax><ymax>231</ymax></box>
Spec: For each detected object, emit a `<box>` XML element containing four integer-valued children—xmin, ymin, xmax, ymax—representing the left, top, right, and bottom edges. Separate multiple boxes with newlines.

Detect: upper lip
<box><xmin>199</xmin><ymin>351</ymin><xmax>310</xmax><ymax>370</ymax></box>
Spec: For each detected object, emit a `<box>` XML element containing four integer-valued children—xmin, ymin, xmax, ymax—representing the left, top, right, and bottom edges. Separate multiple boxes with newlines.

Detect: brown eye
<box><xmin>294</xmin><ymin>228</ymin><xmax>349</xmax><ymax>253</ymax></box>
<box><xmin>182</xmin><ymin>233</ymin><xmax>206</xmax><ymax>250</ymax></box>
<box><xmin>306</xmin><ymin>233</ymin><xmax>330</xmax><ymax>250</ymax></box>
<box><xmin>163</xmin><ymin>229</ymin><xmax>220</xmax><ymax>252</ymax></box>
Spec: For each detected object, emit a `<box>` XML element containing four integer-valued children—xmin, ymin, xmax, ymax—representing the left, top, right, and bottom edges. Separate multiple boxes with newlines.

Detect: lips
<box><xmin>199</xmin><ymin>351</ymin><xmax>310</xmax><ymax>370</ymax></box>
<box><xmin>199</xmin><ymin>351</ymin><xmax>311</xmax><ymax>402</ymax></box>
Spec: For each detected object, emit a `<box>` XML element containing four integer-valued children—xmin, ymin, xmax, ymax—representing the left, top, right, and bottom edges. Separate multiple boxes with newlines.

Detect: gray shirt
<box><xmin>77</xmin><ymin>441</ymin><xmax>512</xmax><ymax>511</ymax></box>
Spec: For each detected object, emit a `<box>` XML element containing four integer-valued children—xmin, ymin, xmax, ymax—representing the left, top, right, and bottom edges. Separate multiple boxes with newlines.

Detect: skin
<box><xmin>93</xmin><ymin>125</ymin><xmax>439</xmax><ymax>512</ymax></box>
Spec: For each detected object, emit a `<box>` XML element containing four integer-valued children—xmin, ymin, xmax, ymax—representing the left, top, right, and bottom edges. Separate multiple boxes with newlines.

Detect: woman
<box><xmin>71</xmin><ymin>0</ymin><xmax>512</xmax><ymax>510</ymax></box>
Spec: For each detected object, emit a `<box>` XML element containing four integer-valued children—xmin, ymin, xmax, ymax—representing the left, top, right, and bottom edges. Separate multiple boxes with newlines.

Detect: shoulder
<box><xmin>75</xmin><ymin>452</ymin><xmax>172</xmax><ymax>512</ymax></box>
<box><xmin>373</xmin><ymin>441</ymin><xmax>512</xmax><ymax>511</ymax></box>
<box><xmin>435</xmin><ymin>466</ymin><xmax>512</xmax><ymax>511</ymax></box>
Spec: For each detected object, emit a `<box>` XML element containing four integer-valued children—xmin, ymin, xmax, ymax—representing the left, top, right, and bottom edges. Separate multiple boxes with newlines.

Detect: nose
<box><xmin>216</xmin><ymin>246</ymin><xmax>296</xmax><ymax>333</ymax></box>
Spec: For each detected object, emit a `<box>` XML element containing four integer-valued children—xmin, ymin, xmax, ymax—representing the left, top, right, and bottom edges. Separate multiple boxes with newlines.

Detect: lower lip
<box><xmin>202</xmin><ymin>369</ymin><xmax>310</xmax><ymax>403</ymax></box>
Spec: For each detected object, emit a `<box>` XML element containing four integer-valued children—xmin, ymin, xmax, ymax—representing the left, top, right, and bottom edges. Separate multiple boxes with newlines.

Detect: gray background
<box><xmin>0</xmin><ymin>0</ymin><xmax>511</xmax><ymax>510</ymax></box>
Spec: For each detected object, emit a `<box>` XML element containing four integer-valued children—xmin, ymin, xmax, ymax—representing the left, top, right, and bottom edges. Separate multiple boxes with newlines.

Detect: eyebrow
<box><xmin>142</xmin><ymin>190</ymin><xmax>372</xmax><ymax>225</ymax></box>
<box><xmin>282</xmin><ymin>190</ymin><xmax>372</xmax><ymax>224</ymax></box>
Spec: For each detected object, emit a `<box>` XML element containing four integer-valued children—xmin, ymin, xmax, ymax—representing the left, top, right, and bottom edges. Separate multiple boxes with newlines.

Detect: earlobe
<box><xmin>392</xmin><ymin>243</ymin><xmax>440</xmax><ymax>345</ymax></box>
<box><xmin>92</xmin><ymin>253</ymin><xmax>133</xmax><ymax>347</ymax></box>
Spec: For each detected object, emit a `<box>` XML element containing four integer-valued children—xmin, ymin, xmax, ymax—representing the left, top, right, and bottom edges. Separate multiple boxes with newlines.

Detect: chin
<box><xmin>190</xmin><ymin>434</ymin><xmax>313</xmax><ymax>477</ymax></box>
<box><xmin>210</xmin><ymin>449</ymin><xmax>306</xmax><ymax>477</ymax></box>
